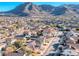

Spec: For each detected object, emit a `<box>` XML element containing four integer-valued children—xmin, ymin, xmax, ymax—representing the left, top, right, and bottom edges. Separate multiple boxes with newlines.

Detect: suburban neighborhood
<box><xmin>0</xmin><ymin>2</ymin><xmax>79</xmax><ymax>56</ymax></box>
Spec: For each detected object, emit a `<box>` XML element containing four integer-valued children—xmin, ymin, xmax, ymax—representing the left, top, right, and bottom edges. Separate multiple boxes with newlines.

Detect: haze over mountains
<box><xmin>0</xmin><ymin>2</ymin><xmax>79</xmax><ymax>16</ymax></box>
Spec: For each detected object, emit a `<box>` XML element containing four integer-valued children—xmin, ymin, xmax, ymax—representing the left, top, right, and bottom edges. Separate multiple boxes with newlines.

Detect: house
<box><xmin>67</xmin><ymin>38</ymin><xmax>79</xmax><ymax>53</ymax></box>
<box><xmin>71</xmin><ymin>30</ymin><xmax>79</xmax><ymax>37</ymax></box>
<box><xmin>4</xmin><ymin>50</ymin><xmax>24</xmax><ymax>56</ymax></box>
<box><xmin>11</xmin><ymin>39</ymin><xmax>17</xmax><ymax>44</ymax></box>
<box><xmin>0</xmin><ymin>43</ymin><xmax>7</xmax><ymax>56</ymax></box>
<box><xmin>15</xmin><ymin>34</ymin><xmax>26</xmax><ymax>39</ymax></box>
<box><xmin>35</xmin><ymin>36</ymin><xmax>44</xmax><ymax>49</ymax></box>
<box><xmin>27</xmin><ymin>40</ymin><xmax>36</xmax><ymax>50</ymax></box>
<box><xmin>62</xmin><ymin>48</ymin><xmax>78</xmax><ymax>56</ymax></box>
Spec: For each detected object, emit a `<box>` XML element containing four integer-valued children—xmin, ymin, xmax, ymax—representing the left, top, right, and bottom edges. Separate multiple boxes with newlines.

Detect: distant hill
<box><xmin>0</xmin><ymin>2</ymin><xmax>79</xmax><ymax>16</ymax></box>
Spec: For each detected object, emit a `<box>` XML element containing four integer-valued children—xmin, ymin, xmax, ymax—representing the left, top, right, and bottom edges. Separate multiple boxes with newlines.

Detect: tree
<box><xmin>76</xmin><ymin>28</ymin><xmax>79</xmax><ymax>31</ymax></box>
<box><xmin>13</xmin><ymin>42</ymin><xmax>21</xmax><ymax>48</ymax></box>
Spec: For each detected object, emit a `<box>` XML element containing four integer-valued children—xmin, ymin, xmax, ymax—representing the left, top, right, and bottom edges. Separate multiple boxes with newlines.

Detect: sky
<box><xmin>0</xmin><ymin>2</ymin><xmax>79</xmax><ymax>12</ymax></box>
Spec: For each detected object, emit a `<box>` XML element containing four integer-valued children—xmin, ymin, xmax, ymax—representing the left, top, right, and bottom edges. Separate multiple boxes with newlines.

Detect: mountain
<box><xmin>39</xmin><ymin>5</ymin><xmax>54</xmax><ymax>13</ymax></box>
<box><xmin>51</xmin><ymin>6</ymin><xmax>67</xmax><ymax>15</ymax></box>
<box><xmin>0</xmin><ymin>2</ymin><xmax>79</xmax><ymax>16</ymax></box>
<box><xmin>39</xmin><ymin>4</ymin><xmax>79</xmax><ymax>16</ymax></box>
<box><xmin>10</xmin><ymin>2</ymin><xmax>42</xmax><ymax>16</ymax></box>
<box><xmin>63</xmin><ymin>4</ymin><xmax>79</xmax><ymax>14</ymax></box>
<box><xmin>0</xmin><ymin>2</ymin><xmax>43</xmax><ymax>16</ymax></box>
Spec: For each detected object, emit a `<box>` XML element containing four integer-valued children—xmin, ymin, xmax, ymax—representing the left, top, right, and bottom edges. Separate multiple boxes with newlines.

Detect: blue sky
<box><xmin>0</xmin><ymin>2</ymin><xmax>79</xmax><ymax>12</ymax></box>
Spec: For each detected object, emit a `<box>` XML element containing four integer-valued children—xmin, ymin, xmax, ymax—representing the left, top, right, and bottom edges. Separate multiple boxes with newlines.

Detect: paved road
<box><xmin>42</xmin><ymin>37</ymin><xmax>60</xmax><ymax>56</ymax></box>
